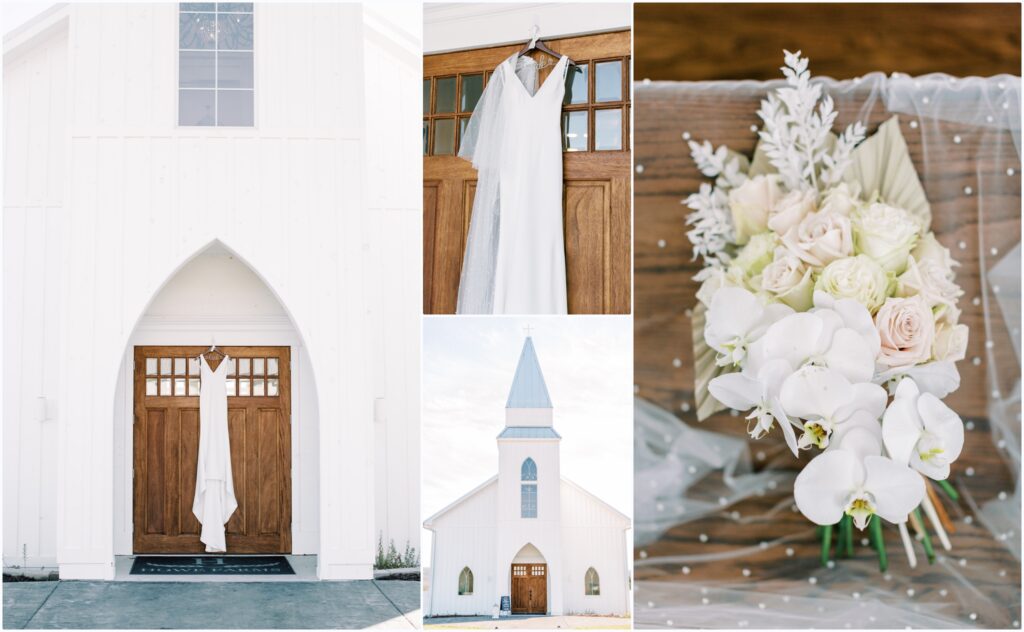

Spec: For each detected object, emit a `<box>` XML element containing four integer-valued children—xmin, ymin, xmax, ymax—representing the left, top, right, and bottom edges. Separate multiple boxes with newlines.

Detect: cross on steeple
<box><xmin>523</xmin><ymin>325</ymin><xmax>534</xmax><ymax>337</ymax></box>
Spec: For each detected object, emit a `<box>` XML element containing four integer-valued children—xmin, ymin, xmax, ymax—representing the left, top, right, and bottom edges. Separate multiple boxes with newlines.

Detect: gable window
<box><xmin>521</xmin><ymin>457</ymin><xmax>537</xmax><ymax>481</ymax></box>
<box><xmin>585</xmin><ymin>567</ymin><xmax>600</xmax><ymax>595</ymax></box>
<box><xmin>458</xmin><ymin>567</ymin><xmax>474</xmax><ymax>595</ymax></box>
<box><xmin>178</xmin><ymin>3</ymin><xmax>254</xmax><ymax>126</ymax></box>
<box><xmin>521</xmin><ymin>483</ymin><xmax>537</xmax><ymax>518</ymax></box>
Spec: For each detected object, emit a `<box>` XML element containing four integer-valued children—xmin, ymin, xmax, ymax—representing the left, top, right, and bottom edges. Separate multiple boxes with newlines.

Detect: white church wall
<box><xmin>43</xmin><ymin>3</ymin><xmax>373</xmax><ymax>579</ymax></box>
<box><xmin>110</xmin><ymin>251</ymin><xmax>321</xmax><ymax>556</ymax></box>
<box><xmin>363</xmin><ymin>11</ymin><xmax>422</xmax><ymax>562</ymax></box>
<box><xmin>2</xmin><ymin>21</ymin><xmax>68</xmax><ymax>572</ymax></box>
<box><xmin>425</xmin><ymin>481</ymin><xmax>498</xmax><ymax>616</ymax></box>
<box><xmin>560</xmin><ymin>481</ymin><xmax>631</xmax><ymax>616</ymax></box>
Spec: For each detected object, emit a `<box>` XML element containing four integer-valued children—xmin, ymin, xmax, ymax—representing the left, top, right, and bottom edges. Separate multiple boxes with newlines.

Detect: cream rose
<box><xmin>853</xmin><ymin>203</ymin><xmax>922</xmax><ymax>274</ymax></box>
<box><xmin>912</xmin><ymin>232</ymin><xmax>959</xmax><ymax>270</ymax></box>
<box><xmin>815</xmin><ymin>255</ymin><xmax>891</xmax><ymax>313</ymax></box>
<box><xmin>731</xmin><ymin>233</ymin><xmax>777</xmax><ymax>277</ymax></box>
<box><xmin>759</xmin><ymin>248</ymin><xmax>815</xmax><ymax>311</ymax></box>
<box><xmin>768</xmin><ymin>189</ymin><xmax>816</xmax><ymax>235</ymax></box>
<box><xmin>933</xmin><ymin>322</ymin><xmax>969</xmax><ymax>363</ymax></box>
<box><xmin>896</xmin><ymin>255</ymin><xmax>963</xmax><ymax>310</ymax></box>
<box><xmin>781</xmin><ymin>210</ymin><xmax>854</xmax><ymax>267</ymax></box>
<box><xmin>728</xmin><ymin>174</ymin><xmax>784</xmax><ymax>245</ymax></box>
<box><xmin>875</xmin><ymin>295</ymin><xmax>936</xmax><ymax>369</ymax></box>
<box><xmin>819</xmin><ymin>182</ymin><xmax>863</xmax><ymax>216</ymax></box>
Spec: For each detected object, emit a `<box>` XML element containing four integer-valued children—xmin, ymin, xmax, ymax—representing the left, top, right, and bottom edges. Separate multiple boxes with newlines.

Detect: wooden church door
<box><xmin>423</xmin><ymin>30</ymin><xmax>632</xmax><ymax>314</ymax></box>
<box><xmin>132</xmin><ymin>346</ymin><xmax>292</xmax><ymax>554</ymax></box>
<box><xmin>511</xmin><ymin>563</ymin><xmax>548</xmax><ymax>614</ymax></box>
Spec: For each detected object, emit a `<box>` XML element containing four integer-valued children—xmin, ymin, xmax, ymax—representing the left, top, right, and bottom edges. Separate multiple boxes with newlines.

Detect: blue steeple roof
<box><xmin>505</xmin><ymin>337</ymin><xmax>553</xmax><ymax>409</ymax></box>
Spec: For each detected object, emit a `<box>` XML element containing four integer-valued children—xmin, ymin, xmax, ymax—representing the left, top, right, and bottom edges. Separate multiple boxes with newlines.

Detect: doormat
<box><xmin>129</xmin><ymin>555</ymin><xmax>295</xmax><ymax>576</ymax></box>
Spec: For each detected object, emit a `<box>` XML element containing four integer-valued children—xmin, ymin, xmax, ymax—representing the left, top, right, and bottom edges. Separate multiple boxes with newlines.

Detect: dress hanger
<box><xmin>200</xmin><ymin>342</ymin><xmax>226</xmax><ymax>366</ymax></box>
<box><xmin>517</xmin><ymin>26</ymin><xmax>575</xmax><ymax>66</ymax></box>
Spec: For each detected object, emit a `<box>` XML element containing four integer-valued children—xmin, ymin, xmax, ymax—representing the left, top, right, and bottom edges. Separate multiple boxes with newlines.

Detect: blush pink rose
<box><xmin>874</xmin><ymin>295</ymin><xmax>936</xmax><ymax>369</ymax></box>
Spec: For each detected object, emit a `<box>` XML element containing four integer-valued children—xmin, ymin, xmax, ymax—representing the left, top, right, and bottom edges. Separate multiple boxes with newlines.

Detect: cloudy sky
<box><xmin>421</xmin><ymin>316</ymin><xmax>633</xmax><ymax>565</ymax></box>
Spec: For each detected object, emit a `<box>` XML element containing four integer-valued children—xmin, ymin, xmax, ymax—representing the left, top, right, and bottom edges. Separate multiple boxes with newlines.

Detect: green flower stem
<box><xmin>937</xmin><ymin>479</ymin><xmax>960</xmax><ymax>502</ymax></box>
<box><xmin>843</xmin><ymin>515</ymin><xmax>854</xmax><ymax>557</ymax></box>
<box><xmin>869</xmin><ymin>516</ymin><xmax>888</xmax><ymax>572</ymax></box>
<box><xmin>821</xmin><ymin>524</ymin><xmax>833</xmax><ymax>567</ymax></box>
<box><xmin>913</xmin><ymin>507</ymin><xmax>936</xmax><ymax>564</ymax></box>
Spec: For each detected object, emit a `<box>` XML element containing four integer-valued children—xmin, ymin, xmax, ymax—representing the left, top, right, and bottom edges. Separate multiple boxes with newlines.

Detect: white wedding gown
<box><xmin>457</xmin><ymin>54</ymin><xmax>570</xmax><ymax>315</ymax></box>
<box><xmin>192</xmin><ymin>355</ymin><xmax>238</xmax><ymax>552</ymax></box>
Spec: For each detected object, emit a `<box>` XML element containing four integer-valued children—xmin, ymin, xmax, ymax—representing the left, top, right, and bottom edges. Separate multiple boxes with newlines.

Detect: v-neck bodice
<box><xmin>507</xmin><ymin>54</ymin><xmax>568</xmax><ymax>99</ymax></box>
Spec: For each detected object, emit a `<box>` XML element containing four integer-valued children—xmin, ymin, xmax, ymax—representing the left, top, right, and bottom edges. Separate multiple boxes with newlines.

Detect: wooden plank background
<box><xmin>632</xmin><ymin>77</ymin><xmax>1022</xmax><ymax>626</ymax></box>
<box><xmin>634</xmin><ymin>3</ymin><xmax>1021</xmax><ymax>82</ymax></box>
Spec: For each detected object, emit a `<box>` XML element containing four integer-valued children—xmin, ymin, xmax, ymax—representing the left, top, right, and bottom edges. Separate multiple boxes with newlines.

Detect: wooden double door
<box><xmin>133</xmin><ymin>345</ymin><xmax>292</xmax><ymax>554</ymax></box>
<box><xmin>423</xmin><ymin>30</ymin><xmax>631</xmax><ymax>314</ymax></box>
<box><xmin>511</xmin><ymin>563</ymin><xmax>548</xmax><ymax>614</ymax></box>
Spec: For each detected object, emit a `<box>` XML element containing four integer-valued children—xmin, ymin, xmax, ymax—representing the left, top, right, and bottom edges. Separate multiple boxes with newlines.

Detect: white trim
<box><xmin>57</xmin><ymin>562</ymin><xmax>115</xmax><ymax>580</ymax></box>
<box><xmin>422</xmin><ymin>476</ymin><xmax>498</xmax><ymax>529</ymax></box>
<box><xmin>562</xmin><ymin>477</ymin><xmax>631</xmax><ymax>525</ymax></box>
<box><xmin>2</xmin><ymin>3</ymin><xmax>69</xmax><ymax>57</ymax></box>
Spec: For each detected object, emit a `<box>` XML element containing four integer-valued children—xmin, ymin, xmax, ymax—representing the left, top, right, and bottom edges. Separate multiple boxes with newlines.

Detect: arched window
<box><xmin>585</xmin><ymin>567</ymin><xmax>600</xmax><ymax>595</ymax></box>
<box><xmin>521</xmin><ymin>458</ymin><xmax>537</xmax><ymax>481</ymax></box>
<box><xmin>458</xmin><ymin>567</ymin><xmax>474</xmax><ymax>595</ymax></box>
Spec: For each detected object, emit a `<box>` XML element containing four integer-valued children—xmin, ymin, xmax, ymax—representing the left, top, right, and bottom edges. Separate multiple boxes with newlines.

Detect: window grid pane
<box><xmin>521</xmin><ymin>483</ymin><xmax>537</xmax><ymax>518</ymax></box>
<box><xmin>179</xmin><ymin>3</ymin><xmax>254</xmax><ymax>127</ymax></box>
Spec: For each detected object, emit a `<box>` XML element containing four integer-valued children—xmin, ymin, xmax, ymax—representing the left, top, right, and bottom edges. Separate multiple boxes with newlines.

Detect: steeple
<box><xmin>503</xmin><ymin>336</ymin><xmax>555</xmax><ymax>429</ymax></box>
<box><xmin>506</xmin><ymin>336</ymin><xmax>552</xmax><ymax>409</ymax></box>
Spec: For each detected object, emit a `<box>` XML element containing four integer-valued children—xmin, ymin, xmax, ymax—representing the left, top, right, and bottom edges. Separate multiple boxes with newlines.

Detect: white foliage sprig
<box><xmin>684</xmin><ymin>182</ymin><xmax>734</xmax><ymax>268</ymax></box>
<box><xmin>757</xmin><ymin>50</ymin><xmax>866</xmax><ymax>191</ymax></box>
<box><xmin>688</xmin><ymin>140</ymin><xmax>748</xmax><ymax>189</ymax></box>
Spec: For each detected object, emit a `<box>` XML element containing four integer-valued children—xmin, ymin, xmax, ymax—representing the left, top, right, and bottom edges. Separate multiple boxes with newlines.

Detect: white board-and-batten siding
<box><xmin>425</xmin><ymin>479</ymin><xmax>630</xmax><ymax>617</ymax></box>
<box><xmin>4</xmin><ymin>3</ymin><xmax>420</xmax><ymax>580</ymax></box>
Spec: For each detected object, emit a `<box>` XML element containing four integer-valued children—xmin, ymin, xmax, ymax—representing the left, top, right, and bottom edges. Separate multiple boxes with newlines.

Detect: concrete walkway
<box><xmin>3</xmin><ymin>580</ymin><xmax>421</xmax><ymax>629</ymax></box>
<box><xmin>424</xmin><ymin>614</ymin><xmax>631</xmax><ymax>629</ymax></box>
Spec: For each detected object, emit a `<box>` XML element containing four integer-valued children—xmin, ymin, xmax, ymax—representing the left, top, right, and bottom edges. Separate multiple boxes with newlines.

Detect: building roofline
<box><xmin>4</xmin><ymin>3</ymin><xmax>69</xmax><ymax>58</ymax></box>
<box><xmin>562</xmin><ymin>476</ymin><xmax>632</xmax><ymax>527</ymax></box>
<box><xmin>422</xmin><ymin>475</ymin><xmax>498</xmax><ymax>529</ymax></box>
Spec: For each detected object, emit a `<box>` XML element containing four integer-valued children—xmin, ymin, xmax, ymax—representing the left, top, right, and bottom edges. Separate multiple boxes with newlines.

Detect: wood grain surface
<box><xmin>634</xmin><ymin>3</ymin><xmax>1021</xmax><ymax>82</ymax></box>
<box><xmin>632</xmin><ymin>81</ymin><xmax>1021</xmax><ymax>627</ymax></box>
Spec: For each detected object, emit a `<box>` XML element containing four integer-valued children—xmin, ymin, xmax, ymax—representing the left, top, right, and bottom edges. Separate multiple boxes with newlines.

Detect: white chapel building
<box><xmin>424</xmin><ymin>337</ymin><xmax>631</xmax><ymax>617</ymax></box>
<box><xmin>3</xmin><ymin>4</ymin><xmax>420</xmax><ymax>580</ymax></box>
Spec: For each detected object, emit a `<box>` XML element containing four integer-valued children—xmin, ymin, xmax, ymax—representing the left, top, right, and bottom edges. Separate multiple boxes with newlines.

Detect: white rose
<box><xmin>912</xmin><ymin>232</ymin><xmax>959</xmax><ymax>270</ymax></box>
<box><xmin>696</xmin><ymin>265</ymin><xmax>748</xmax><ymax>307</ymax></box>
<box><xmin>933</xmin><ymin>322</ymin><xmax>969</xmax><ymax>362</ymax></box>
<box><xmin>875</xmin><ymin>295</ymin><xmax>936</xmax><ymax>369</ymax></box>
<box><xmin>768</xmin><ymin>189</ymin><xmax>816</xmax><ymax>235</ymax></box>
<box><xmin>758</xmin><ymin>248</ymin><xmax>815</xmax><ymax>311</ymax></box>
<box><xmin>819</xmin><ymin>183</ymin><xmax>863</xmax><ymax>216</ymax></box>
<box><xmin>896</xmin><ymin>255</ymin><xmax>963</xmax><ymax>310</ymax></box>
<box><xmin>781</xmin><ymin>210</ymin><xmax>854</xmax><ymax>267</ymax></box>
<box><xmin>815</xmin><ymin>255</ymin><xmax>891</xmax><ymax>313</ymax></box>
<box><xmin>853</xmin><ymin>203</ymin><xmax>922</xmax><ymax>274</ymax></box>
<box><xmin>728</xmin><ymin>174</ymin><xmax>784</xmax><ymax>245</ymax></box>
<box><xmin>731</xmin><ymin>233</ymin><xmax>777</xmax><ymax>276</ymax></box>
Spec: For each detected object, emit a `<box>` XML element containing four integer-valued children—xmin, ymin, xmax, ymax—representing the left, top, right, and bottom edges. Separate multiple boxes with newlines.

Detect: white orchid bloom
<box><xmin>704</xmin><ymin>287</ymin><xmax>793</xmax><ymax>367</ymax></box>
<box><xmin>745</xmin><ymin>293</ymin><xmax>879</xmax><ymax>384</ymax></box>
<box><xmin>794</xmin><ymin>449</ymin><xmax>925</xmax><ymax>530</ymax></box>
<box><xmin>828</xmin><ymin>409</ymin><xmax>884</xmax><ymax>459</ymax></box>
<box><xmin>708</xmin><ymin>359</ymin><xmax>800</xmax><ymax>456</ymax></box>
<box><xmin>882</xmin><ymin>378</ymin><xmax>964</xmax><ymax>480</ymax></box>
<box><xmin>875</xmin><ymin>360</ymin><xmax>961</xmax><ymax>399</ymax></box>
<box><xmin>779</xmin><ymin>365</ymin><xmax>887</xmax><ymax>450</ymax></box>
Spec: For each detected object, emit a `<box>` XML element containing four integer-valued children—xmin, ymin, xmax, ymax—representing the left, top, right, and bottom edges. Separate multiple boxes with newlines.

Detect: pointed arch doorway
<box><xmin>113</xmin><ymin>240</ymin><xmax>320</xmax><ymax>559</ymax></box>
<box><xmin>511</xmin><ymin>543</ymin><xmax>548</xmax><ymax>614</ymax></box>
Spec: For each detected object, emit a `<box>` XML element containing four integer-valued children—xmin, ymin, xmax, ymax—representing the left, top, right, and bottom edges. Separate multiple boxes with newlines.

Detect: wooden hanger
<box><xmin>518</xmin><ymin>27</ymin><xmax>575</xmax><ymax>66</ymax></box>
<box><xmin>200</xmin><ymin>343</ymin><xmax>226</xmax><ymax>369</ymax></box>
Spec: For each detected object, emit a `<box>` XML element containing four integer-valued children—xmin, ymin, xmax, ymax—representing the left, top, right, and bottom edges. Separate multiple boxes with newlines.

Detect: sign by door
<box><xmin>500</xmin><ymin>595</ymin><xmax>511</xmax><ymax>616</ymax></box>
<box><xmin>132</xmin><ymin>345</ymin><xmax>292</xmax><ymax>554</ymax></box>
<box><xmin>511</xmin><ymin>563</ymin><xmax>548</xmax><ymax>614</ymax></box>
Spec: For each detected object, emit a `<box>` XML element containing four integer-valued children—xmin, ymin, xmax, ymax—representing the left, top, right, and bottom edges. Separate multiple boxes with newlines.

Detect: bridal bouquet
<box><xmin>685</xmin><ymin>52</ymin><xmax>968</xmax><ymax>570</ymax></box>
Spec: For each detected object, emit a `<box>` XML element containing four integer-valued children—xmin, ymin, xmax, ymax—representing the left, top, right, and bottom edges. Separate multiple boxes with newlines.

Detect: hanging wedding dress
<box><xmin>457</xmin><ymin>53</ymin><xmax>570</xmax><ymax>315</ymax></box>
<box><xmin>192</xmin><ymin>355</ymin><xmax>238</xmax><ymax>553</ymax></box>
